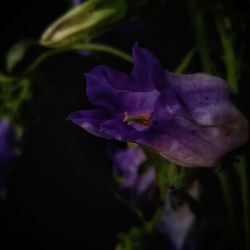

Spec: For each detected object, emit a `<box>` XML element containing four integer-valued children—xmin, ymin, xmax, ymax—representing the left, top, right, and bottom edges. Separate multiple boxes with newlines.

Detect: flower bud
<box><xmin>40</xmin><ymin>0</ymin><xmax>127</xmax><ymax>47</ymax></box>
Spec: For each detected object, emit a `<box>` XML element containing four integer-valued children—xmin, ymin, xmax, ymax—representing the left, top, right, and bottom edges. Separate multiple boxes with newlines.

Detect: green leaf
<box><xmin>6</xmin><ymin>40</ymin><xmax>36</xmax><ymax>73</ymax></box>
<box><xmin>143</xmin><ymin>149</ymin><xmax>177</xmax><ymax>199</ymax></box>
<box><xmin>0</xmin><ymin>72</ymin><xmax>15</xmax><ymax>83</ymax></box>
<box><xmin>115</xmin><ymin>227</ymin><xmax>150</xmax><ymax>250</ymax></box>
<box><xmin>0</xmin><ymin>74</ymin><xmax>30</xmax><ymax>118</ymax></box>
<box><xmin>175</xmin><ymin>47</ymin><xmax>196</xmax><ymax>74</ymax></box>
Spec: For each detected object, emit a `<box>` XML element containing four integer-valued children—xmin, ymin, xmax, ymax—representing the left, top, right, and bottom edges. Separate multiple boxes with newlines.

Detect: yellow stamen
<box><xmin>123</xmin><ymin>111</ymin><xmax>151</xmax><ymax>126</ymax></box>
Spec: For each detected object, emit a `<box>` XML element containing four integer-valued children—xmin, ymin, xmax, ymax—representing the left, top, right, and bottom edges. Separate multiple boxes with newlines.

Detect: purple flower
<box><xmin>0</xmin><ymin>119</ymin><xmax>16</xmax><ymax>165</ymax></box>
<box><xmin>158</xmin><ymin>181</ymin><xmax>200</xmax><ymax>250</ymax></box>
<box><xmin>0</xmin><ymin>119</ymin><xmax>16</xmax><ymax>200</ymax></box>
<box><xmin>67</xmin><ymin>44</ymin><xmax>248</xmax><ymax>167</ymax></box>
<box><xmin>72</xmin><ymin>0</ymin><xmax>83</xmax><ymax>5</ymax></box>
<box><xmin>109</xmin><ymin>145</ymin><xmax>155</xmax><ymax>201</ymax></box>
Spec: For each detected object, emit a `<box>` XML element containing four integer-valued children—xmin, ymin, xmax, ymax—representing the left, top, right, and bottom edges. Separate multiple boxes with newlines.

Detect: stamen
<box><xmin>123</xmin><ymin>111</ymin><xmax>151</xmax><ymax>126</ymax></box>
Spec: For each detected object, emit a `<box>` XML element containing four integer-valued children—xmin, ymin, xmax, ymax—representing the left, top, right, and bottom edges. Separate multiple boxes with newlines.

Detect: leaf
<box><xmin>0</xmin><ymin>72</ymin><xmax>15</xmax><ymax>83</ymax></box>
<box><xmin>6</xmin><ymin>40</ymin><xmax>36</xmax><ymax>73</ymax></box>
<box><xmin>115</xmin><ymin>227</ymin><xmax>150</xmax><ymax>250</ymax></box>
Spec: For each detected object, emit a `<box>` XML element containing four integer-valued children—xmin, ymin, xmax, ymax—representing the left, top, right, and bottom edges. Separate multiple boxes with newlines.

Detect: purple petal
<box><xmin>110</xmin><ymin>146</ymin><xmax>147</xmax><ymax>189</ymax></box>
<box><xmin>67</xmin><ymin>110</ymin><xmax>146</xmax><ymax>141</ymax></box>
<box><xmin>135</xmin><ymin>167</ymin><xmax>155</xmax><ymax>196</ymax></box>
<box><xmin>131</xmin><ymin>43</ymin><xmax>166</xmax><ymax>91</ymax></box>
<box><xmin>136</xmin><ymin>117</ymin><xmax>236</xmax><ymax>167</ymax></box>
<box><xmin>0</xmin><ymin>119</ymin><xmax>16</xmax><ymax>164</ymax></box>
<box><xmin>86</xmin><ymin>65</ymin><xmax>159</xmax><ymax>113</ymax></box>
<box><xmin>86</xmin><ymin>44</ymin><xmax>163</xmax><ymax>92</ymax></box>
<box><xmin>158</xmin><ymin>181</ymin><xmax>201</xmax><ymax>250</ymax></box>
<box><xmin>167</xmin><ymin>73</ymin><xmax>232</xmax><ymax>124</ymax></box>
<box><xmin>99</xmin><ymin>118</ymin><xmax>139</xmax><ymax>141</ymax></box>
<box><xmin>158</xmin><ymin>191</ymin><xmax>196</xmax><ymax>250</ymax></box>
<box><xmin>66</xmin><ymin>109</ymin><xmax>114</xmax><ymax>139</ymax></box>
<box><xmin>109</xmin><ymin>145</ymin><xmax>155</xmax><ymax>203</ymax></box>
<box><xmin>136</xmin><ymin>72</ymin><xmax>248</xmax><ymax>167</ymax></box>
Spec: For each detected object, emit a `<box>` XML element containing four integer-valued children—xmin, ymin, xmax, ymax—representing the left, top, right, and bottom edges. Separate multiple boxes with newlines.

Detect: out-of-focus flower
<box><xmin>0</xmin><ymin>119</ymin><xmax>16</xmax><ymax>200</ymax></box>
<box><xmin>72</xmin><ymin>0</ymin><xmax>83</xmax><ymax>5</ymax></box>
<box><xmin>67</xmin><ymin>44</ymin><xmax>248</xmax><ymax>167</ymax></box>
<box><xmin>41</xmin><ymin>0</ymin><xmax>127</xmax><ymax>47</ymax></box>
<box><xmin>0</xmin><ymin>119</ymin><xmax>16</xmax><ymax>165</ymax></box>
<box><xmin>158</xmin><ymin>181</ymin><xmax>200</xmax><ymax>250</ymax></box>
<box><xmin>109</xmin><ymin>145</ymin><xmax>155</xmax><ymax>201</ymax></box>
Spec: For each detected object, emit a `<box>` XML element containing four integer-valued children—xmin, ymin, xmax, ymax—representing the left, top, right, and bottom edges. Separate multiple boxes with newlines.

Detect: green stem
<box><xmin>235</xmin><ymin>157</ymin><xmax>249</xmax><ymax>250</ymax></box>
<box><xmin>0</xmin><ymin>73</ymin><xmax>17</xmax><ymax>83</ymax></box>
<box><xmin>216</xmin><ymin>169</ymin><xmax>239</xmax><ymax>250</ymax></box>
<box><xmin>216</xmin><ymin>19</ymin><xmax>238</xmax><ymax>93</ymax></box>
<box><xmin>145</xmin><ymin>208</ymin><xmax>163</xmax><ymax>232</ymax></box>
<box><xmin>187</xmin><ymin>0</ymin><xmax>212</xmax><ymax>73</ymax></box>
<box><xmin>216</xmin><ymin>15</ymin><xmax>247</xmax><ymax>248</ymax></box>
<box><xmin>112</xmin><ymin>187</ymin><xmax>145</xmax><ymax>224</ymax></box>
<box><xmin>24</xmin><ymin>43</ymin><xmax>133</xmax><ymax>75</ymax></box>
<box><xmin>175</xmin><ymin>47</ymin><xmax>196</xmax><ymax>74</ymax></box>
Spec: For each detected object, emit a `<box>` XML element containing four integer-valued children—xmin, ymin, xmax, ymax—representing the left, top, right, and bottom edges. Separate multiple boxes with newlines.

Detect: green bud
<box><xmin>40</xmin><ymin>0</ymin><xmax>127</xmax><ymax>48</ymax></box>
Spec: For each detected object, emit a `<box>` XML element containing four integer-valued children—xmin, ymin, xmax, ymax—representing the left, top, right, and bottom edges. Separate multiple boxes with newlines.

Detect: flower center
<box><xmin>123</xmin><ymin>112</ymin><xmax>151</xmax><ymax>126</ymax></box>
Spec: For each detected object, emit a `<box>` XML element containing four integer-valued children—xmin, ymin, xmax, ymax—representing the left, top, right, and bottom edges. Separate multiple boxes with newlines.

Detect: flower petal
<box><xmin>136</xmin><ymin>117</ymin><xmax>240</xmax><ymax>167</ymax></box>
<box><xmin>100</xmin><ymin>118</ymin><xmax>146</xmax><ymax>141</ymax></box>
<box><xmin>110</xmin><ymin>146</ymin><xmax>147</xmax><ymax>189</ymax></box>
<box><xmin>167</xmin><ymin>72</ymin><xmax>236</xmax><ymax>126</ymax></box>
<box><xmin>0</xmin><ymin>119</ymin><xmax>16</xmax><ymax>164</ymax></box>
<box><xmin>131</xmin><ymin>43</ymin><xmax>167</xmax><ymax>91</ymax></box>
<box><xmin>86</xmin><ymin>65</ymin><xmax>159</xmax><ymax>113</ymax></box>
<box><xmin>135</xmin><ymin>167</ymin><xmax>155</xmax><ymax>196</ymax></box>
<box><xmin>66</xmin><ymin>109</ymin><xmax>114</xmax><ymax>139</ymax></box>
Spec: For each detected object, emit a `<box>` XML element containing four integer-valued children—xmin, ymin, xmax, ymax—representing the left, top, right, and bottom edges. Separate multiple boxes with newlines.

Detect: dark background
<box><xmin>0</xmin><ymin>0</ymin><xmax>249</xmax><ymax>249</ymax></box>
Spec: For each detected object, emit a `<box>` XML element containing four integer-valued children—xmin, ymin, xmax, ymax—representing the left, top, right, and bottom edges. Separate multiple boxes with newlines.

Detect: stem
<box><xmin>24</xmin><ymin>43</ymin><xmax>133</xmax><ymax>75</ymax></box>
<box><xmin>187</xmin><ymin>0</ymin><xmax>212</xmax><ymax>73</ymax></box>
<box><xmin>216</xmin><ymin>19</ymin><xmax>238</xmax><ymax>93</ymax></box>
<box><xmin>112</xmin><ymin>187</ymin><xmax>145</xmax><ymax>224</ymax></box>
<box><xmin>145</xmin><ymin>208</ymin><xmax>163</xmax><ymax>232</ymax></box>
<box><xmin>216</xmin><ymin>15</ymin><xmax>247</xmax><ymax>247</ymax></box>
<box><xmin>175</xmin><ymin>47</ymin><xmax>196</xmax><ymax>74</ymax></box>
<box><xmin>235</xmin><ymin>157</ymin><xmax>249</xmax><ymax>250</ymax></box>
<box><xmin>216</xmin><ymin>169</ymin><xmax>239</xmax><ymax>250</ymax></box>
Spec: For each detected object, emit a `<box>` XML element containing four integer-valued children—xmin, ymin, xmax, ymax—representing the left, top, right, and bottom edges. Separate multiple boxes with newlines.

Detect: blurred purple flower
<box><xmin>67</xmin><ymin>44</ymin><xmax>248</xmax><ymax>167</ymax></box>
<box><xmin>0</xmin><ymin>119</ymin><xmax>16</xmax><ymax>165</ymax></box>
<box><xmin>0</xmin><ymin>119</ymin><xmax>16</xmax><ymax>200</ymax></box>
<box><xmin>109</xmin><ymin>145</ymin><xmax>155</xmax><ymax>201</ymax></box>
<box><xmin>158</xmin><ymin>181</ymin><xmax>200</xmax><ymax>250</ymax></box>
<box><xmin>72</xmin><ymin>0</ymin><xmax>83</xmax><ymax>5</ymax></box>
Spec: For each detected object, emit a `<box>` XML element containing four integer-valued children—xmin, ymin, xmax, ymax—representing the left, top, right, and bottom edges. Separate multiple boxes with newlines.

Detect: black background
<box><xmin>0</xmin><ymin>0</ymin><xmax>249</xmax><ymax>249</ymax></box>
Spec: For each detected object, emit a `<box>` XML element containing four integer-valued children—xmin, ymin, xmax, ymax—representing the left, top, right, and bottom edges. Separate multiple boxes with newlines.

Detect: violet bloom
<box><xmin>109</xmin><ymin>146</ymin><xmax>155</xmax><ymax>201</ymax></box>
<box><xmin>72</xmin><ymin>0</ymin><xmax>83</xmax><ymax>5</ymax></box>
<box><xmin>0</xmin><ymin>119</ymin><xmax>16</xmax><ymax>199</ymax></box>
<box><xmin>158</xmin><ymin>181</ymin><xmax>200</xmax><ymax>250</ymax></box>
<box><xmin>67</xmin><ymin>44</ymin><xmax>248</xmax><ymax>167</ymax></box>
<box><xmin>0</xmin><ymin>119</ymin><xmax>16</xmax><ymax>165</ymax></box>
